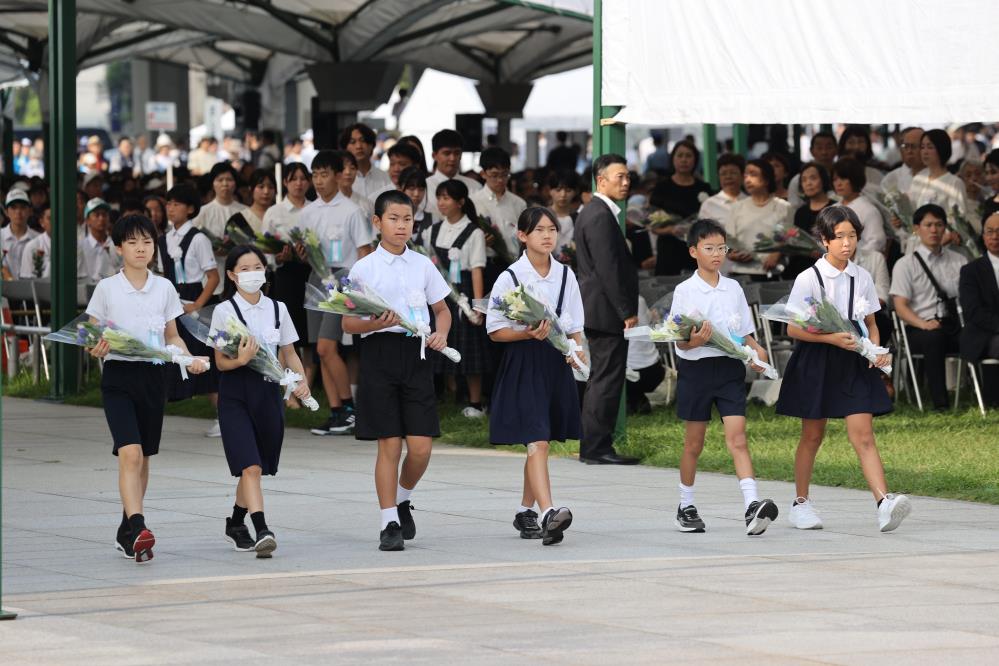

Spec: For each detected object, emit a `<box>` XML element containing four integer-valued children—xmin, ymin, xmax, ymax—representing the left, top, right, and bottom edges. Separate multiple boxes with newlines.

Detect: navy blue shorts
<box><xmin>101</xmin><ymin>361</ymin><xmax>167</xmax><ymax>456</ymax></box>
<box><xmin>675</xmin><ymin>356</ymin><xmax>747</xmax><ymax>422</ymax></box>
<box><xmin>355</xmin><ymin>333</ymin><xmax>439</xmax><ymax>440</ymax></box>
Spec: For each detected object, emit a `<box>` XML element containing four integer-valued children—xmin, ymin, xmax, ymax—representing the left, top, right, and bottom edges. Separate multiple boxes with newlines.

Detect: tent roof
<box><xmin>0</xmin><ymin>0</ymin><xmax>592</xmax><ymax>85</ymax></box>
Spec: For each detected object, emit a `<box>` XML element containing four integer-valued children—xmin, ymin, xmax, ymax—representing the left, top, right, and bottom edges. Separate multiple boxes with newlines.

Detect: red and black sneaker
<box><xmin>132</xmin><ymin>528</ymin><xmax>156</xmax><ymax>563</ymax></box>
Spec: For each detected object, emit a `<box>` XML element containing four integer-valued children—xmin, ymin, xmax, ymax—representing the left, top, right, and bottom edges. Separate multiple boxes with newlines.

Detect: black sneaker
<box><xmin>397</xmin><ymin>500</ymin><xmax>416</xmax><ymax>540</ymax></box>
<box><xmin>339</xmin><ymin>408</ymin><xmax>356</xmax><ymax>435</ymax></box>
<box><xmin>225</xmin><ymin>518</ymin><xmax>255</xmax><ymax>552</ymax></box>
<box><xmin>254</xmin><ymin>530</ymin><xmax>277</xmax><ymax>558</ymax></box>
<box><xmin>379</xmin><ymin>521</ymin><xmax>405</xmax><ymax>551</ymax></box>
<box><xmin>675</xmin><ymin>504</ymin><xmax>706</xmax><ymax>533</ymax></box>
<box><xmin>115</xmin><ymin>526</ymin><xmax>134</xmax><ymax>559</ymax></box>
<box><xmin>540</xmin><ymin>507</ymin><xmax>572</xmax><ymax>546</ymax></box>
<box><xmin>310</xmin><ymin>412</ymin><xmax>352</xmax><ymax>436</ymax></box>
<box><xmin>132</xmin><ymin>527</ymin><xmax>156</xmax><ymax>563</ymax></box>
<box><xmin>745</xmin><ymin>499</ymin><xmax>779</xmax><ymax>536</ymax></box>
<box><xmin>513</xmin><ymin>510</ymin><xmax>543</xmax><ymax>539</ymax></box>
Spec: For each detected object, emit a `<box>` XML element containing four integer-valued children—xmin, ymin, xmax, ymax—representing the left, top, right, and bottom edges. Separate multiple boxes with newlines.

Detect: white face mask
<box><xmin>235</xmin><ymin>270</ymin><xmax>266</xmax><ymax>294</ymax></box>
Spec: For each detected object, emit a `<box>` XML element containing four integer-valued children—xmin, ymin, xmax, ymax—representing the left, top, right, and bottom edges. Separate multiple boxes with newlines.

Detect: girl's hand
<box><xmin>182</xmin><ymin>302</ymin><xmax>199</xmax><ymax>315</ymax></box>
<box><xmin>292</xmin><ymin>382</ymin><xmax>311</xmax><ymax>400</ymax></box>
<box><xmin>830</xmin><ymin>332</ymin><xmax>858</xmax><ymax>351</ymax></box>
<box><xmin>891</xmin><ymin>215</ymin><xmax>903</xmax><ymax>229</ymax></box>
<box><xmin>294</xmin><ymin>242</ymin><xmax>308</xmax><ymax>262</ymax></box>
<box><xmin>89</xmin><ymin>339</ymin><xmax>111</xmax><ymax>359</ymax></box>
<box><xmin>688</xmin><ymin>321</ymin><xmax>713</xmax><ymax>348</ymax></box>
<box><xmin>236</xmin><ymin>336</ymin><xmax>259</xmax><ymax>365</ymax></box>
<box><xmin>762</xmin><ymin>252</ymin><xmax>781</xmax><ymax>271</ymax></box>
<box><xmin>749</xmin><ymin>348</ymin><xmax>769</xmax><ymax>372</ymax></box>
<box><xmin>484</xmin><ymin>233</ymin><xmax>496</xmax><ymax>247</ymax></box>
<box><xmin>528</xmin><ymin>320</ymin><xmax>551</xmax><ymax>341</ymax></box>
<box><xmin>275</xmin><ymin>245</ymin><xmax>293</xmax><ymax>264</ymax></box>
<box><xmin>567</xmin><ymin>349</ymin><xmax>587</xmax><ymax>369</ymax></box>
<box><xmin>426</xmin><ymin>331</ymin><xmax>448</xmax><ymax>351</ymax></box>
<box><xmin>376</xmin><ymin>310</ymin><xmax>401</xmax><ymax>330</ymax></box>
<box><xmin>187</xmin><ymin>357</ymin><xmax>210</xmax><ymax>374</ymax></box>
<box><xmin>873</xmin><ymin>353</ymin><xmax>891</xmax><ymax>369</ymax></box>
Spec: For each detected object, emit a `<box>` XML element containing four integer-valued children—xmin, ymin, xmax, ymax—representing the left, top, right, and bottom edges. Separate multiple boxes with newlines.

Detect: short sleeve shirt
<box><xmin>789</xmin><ymin>257</ymin><xmax>882</xmax><ymax>324</ymax></box>
<box><xmin>193</xmin><ymin>200</ymin><xmax>247</xmax><ymax>240</ymax></box>
<box><xmin>157</xmin><ymin>221</ymin><xmax>217</xmax><ymax>283</ymax></box>
<box><xmin>669</xmin><ymin>272</ymin><xmax>756</xmax><ymax>361</ymax></box>
<box><xmin>421</xmin><ymin>216</ymin><xmax>487</xmax><ymax>270</ymax></box>
<box><xmin>889</xmin><ymin>245</ymin><xmax>967</xmax><ymax>320</ymax></box>
<box><xmin>299</xmin><ymin>193</ymin><xmax>374</xmax><ymax>270</ymax></box>
<box><xmin>485</xmin><ymin>253</ymin><xmax>584</xmax><ymax>336</ymax></box>
<box><xmin>209</xmin><ymin>293</ymin><xmax>298</xmax><ymax>358</ymax></box>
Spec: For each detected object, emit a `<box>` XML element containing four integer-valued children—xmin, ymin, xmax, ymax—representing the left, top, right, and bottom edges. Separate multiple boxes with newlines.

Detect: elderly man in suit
<box><xmin>575</xmin><ymin>154</ymin><xmax>641</xmax><ymax>464</ymax></box>
<box><xmin>959</xmin><ymin>212</ymin><xmax>999</xmax><ymax>406</ymax></box>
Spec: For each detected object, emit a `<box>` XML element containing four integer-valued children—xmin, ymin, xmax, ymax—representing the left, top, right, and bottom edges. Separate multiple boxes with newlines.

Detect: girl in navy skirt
<box><xmin>423</xmin><ymin>179</ymin><xmax>490</xmax><ymax>418</ymax></box>
<box><xmin>776</xmin><ymin>205</ymin><xmax>912</xmax><ymax>533</ymax></box>
<box><xmin>487</xmin><ymin>206</ymin><xmax>586</xmax><ymax>546</ymax></box>
<box><xmin>210</xmin><ymin>245</ymin><xmax>312</xmax><ymax>558</ymax></box>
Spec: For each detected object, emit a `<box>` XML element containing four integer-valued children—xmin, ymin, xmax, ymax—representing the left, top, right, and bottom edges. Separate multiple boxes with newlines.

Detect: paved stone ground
<box><xmin>2</xmin><ymin>396</ymin><xmax>999</xmax><ymax>665</ymax></box>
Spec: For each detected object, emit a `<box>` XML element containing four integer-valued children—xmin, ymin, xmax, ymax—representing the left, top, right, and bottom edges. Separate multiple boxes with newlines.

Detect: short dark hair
<box><xmin>831</xmin><ymin>157</ymin><xmax>866</xmax><ymax>194</ymax></box>
<box><xmin>670</xmin><ymin>139</ymin><xmax>700</xmax><ymax>169</ymax></box>
<box><xmin>283</xmin><ymin>162</ymin><xmax>310</xmax><ymax>182</ymax></box>
<box><xmin>837</xmin><ymin>125</ymin><xmax>873</xmax><ymax>161</ymax></box>
<box><xmin>479</xmin><ymin>146</ymin><xmax>511</xmax><ymax>171</ymax></box>
<box><xmin>517</xmin><ymin>205</ymin><xmax>561</xmax><ymax>235</ymax></box>
<box><xmin>798</xmin><ymin>161</ymin><xmax>832</xmax><ymax>196</ymax></box>
<box><xmin>111</xmin><ymin>214</ymin><xmax>157</xmax><ymax>246</ymax></box>
<box><xmin>546</xmin><ymin>169</ymin><xmax>581</xmax><ymax>191</ymax></box>
<box><xmin>716</xmin><ymin>153</ymin><xmax>745</xmax><ymax>173</ymax></box>
<box><xmin>374</xmin><ymin>189</ymin><xmax>415</xmax><ymax>217</ymax></box>
<box><xmin>165</xmin><ymin>184</ymin><xmax>201</xmax><ymax>217</ymax></box>
<box><xmin>387</xmin><ymin>141</ymin><xmax>422</xmax><ymax>167</ymax></box>
<box><xmin>913</xmin><ymin>203</ymin><xmax>947</xmax><ymax>226</ymax></box>
<box><xmin>746</xmin><ymin>158</ymin><xmax>777</xmax><ymax>193</ymax></box>
<box><xmin>762</xmin><ymin>151</ymin><xmax>791</xmax><ymax>183</ymax></box>
<box><xmin>397</xmin><ymin>165</ymin><xmax>427</xmax><ymax>192</ymax></box>
<box><xmin>985</xmin><ymin>148</ymin><xmax>999</xmax><ymax>171</ymax></box>
<box><xmin>311</xmin><ymin>149</ymin><xmax>344</xmax><ymax>173</ymax></box>
<box><xmin>398</xmin><ymin>135</ymin><xmax>427</xmax><ymax>169</ymax></box>
<box><xmin>922</xmin><ymin>128</ymin><xmax>952</xmax><ymax>165</ymax></box>
<box><xmin>221</xmin><ymin>245</ymin><xmax>268</xmax><ymax>300</ymax></box>
<box><xmin>336</xmin><ymin>149</ymin><xmax>358</xmax><ymax>168</ymax></box>
<box><xmin>339</xmin><ymin>122</ymin><xmax>375</xmax><ymax>149</ymax></box>
<box><xmin>592</xmin><ymin>153</ymin><xmax>626</xmax><ymax>178</ymax></box>
<box><xmin>815</xmin><ymin>205</ymin><xmax>863</xmax><ymax>242</ymax></box>
<box><xmin>249</xmin><ymin>169</ymin><xmax>277</xmax><ymax>192</ymax></box>
<box><xmin>686</xmin><ymin>218</ymin><xmax>726</xmax><ymax>247</ymax></box>
<box><xmin>811</xmin><ymin>131</ymin><xmax>837</xmax><ymax>151</ymax></box>
<box><xmin>435</xmin><ymin>179</ymin><xmax>478</xmax><ymax>220</ymax></box>
<box><xmin>208</xmin><ymin>161</ymin><xmax>239</xmax><ymax>185</ymax></box>
<box><xmin>431</xmin><ymin>129</ymin><xmax>463</xmax><ymax>152</ymax></box>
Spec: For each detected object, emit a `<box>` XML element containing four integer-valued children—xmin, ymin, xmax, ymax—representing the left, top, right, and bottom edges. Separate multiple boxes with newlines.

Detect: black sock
<box><xmin>231</xmin><ymin>504</ymin><xmax>247</xmax><ymax>526</ymax></box>
<box><xmin>119</xmin><ymin>511</ymin><xmax>129</xmax><ymax>531</ymax></box>
<box><xmin>127</xmin><ymin>513</ymin><xmax>146</xmax><ymax>534</ymax></box>
<box><xmin>330</xmin><ymin>406</ymin><xmax>340</xmax><ymax>418</ymax></box>
<box><xmin>341</xmin><ymin>398</ymin><xmax>354</xmax><ymax>410</ymax></box>
<box><xmin>251</xmin><ymin>511</ymin><xmax>268</xmax><ymax>535</ymax></box>
<box><xmin>877</xmin><ymin>498</ymin><xmax>884</xmax><ymax>507</ymax></box>
<box><xmin>469</xmin><ymin>401</ymin><xmax>482</xmax><ymax>410</ymax></box>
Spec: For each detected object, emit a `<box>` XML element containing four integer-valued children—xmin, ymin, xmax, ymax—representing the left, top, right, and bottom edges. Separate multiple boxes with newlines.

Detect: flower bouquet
<box><xmin>875</xmin><ymin>189</ymin><xmax>915</xmax><ymax>236</ymax></box>
<box><xmin>226</xmin><ymin>223</ymin><xmax>289</xmax><ymax>255</ymax></box>
<box><xmin>475</xmin><ymin>215</ymin><xmax>515</xmax><ymax>266</ymax></box>
<box><xmin>305</xmin><ymin>277</ymin><xmax>462</xmax><ymax>363</ymax></box>
<box><xmin>556</xmin><ymin>242</ymin><xmax>576</xmax><ymax>267</ymax></box>
<box><xmin>288</xmin><ymin>227</ymin><xmax>330</xmax><ymax>279</ymax></box>
<box><xmin>407</xmin><ymin>242</ymin><xmax>481</xmax><ymax>324</ymax></box>
<box><xmin>949</xmin><ymin>205</ymin><xmax>982</xmax><ymax>260</ymax></box>
<box><xmin>624</xmin><ymin>311</ymin><xmax>777</xmax><ymax>379</ymax></box>
<box><xmin>44</xmin><ymin>313</ymin><xmax>208</xmax><ymax>379</ymax></box>
<box><xmin>32</xmin><ymin>248</ymin><xmax>46</xmax><ymax>277</ymax></box>
<box><xmin>643</xmin><ymin>208</ymin><xmax>685</xmax><ymax>231</ymax></box>
<box><xmin>761</xmin><ymin>294</ymin><xmax>892</xmax><ymax>375</ymax></box>
<box><xmin>180</xmin><ymin>315</ymin><xmax>319</xmax><ymax>409</ymax></box>
<box><xmin>198</xmin><ymin>226</ymin><xmax>231</xmax><ymax>255</ymax></box>
<box><xmin>753</xmin><ymin>224</ymin><xmax>824</xmax><ymax>257</ymax></box>
<box><xmin>491</xmin><ymin>284</ymin><xmax>590</xmax><ymax>379</ymax></box>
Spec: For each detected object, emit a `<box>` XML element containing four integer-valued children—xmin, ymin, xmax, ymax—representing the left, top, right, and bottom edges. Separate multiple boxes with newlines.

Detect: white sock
<box><xmin>739</xmin><ymin>477</ymin><xmax>759</xmax><ymax>510</ymax></box>
<box><xmin>517</xmin><ymin>505</ymin><xmax>534</xmax><ymax>514</ymax></box>
<box><xmin>396</xmin><ymin>484</ymin><xmax>413</xmax><ymax>505</ymax></box>
<box><xmin>679</xmin><ymin>483</ymin><xmax>695</xmax><ymax>509</ymax></box>
<box><xmin>351</xmin><ymin>384</ymin><xmax>358</xmax><ymax>402</ymax></box>
<box><xmin>380</xmin><ymin>507</ymin><xmax>399</xmax><ymax>529</ymax></box>
<box><xmin>539</xmin><ymin>506</ymin><xmax>555</xmax><ymax>521</ymax></box>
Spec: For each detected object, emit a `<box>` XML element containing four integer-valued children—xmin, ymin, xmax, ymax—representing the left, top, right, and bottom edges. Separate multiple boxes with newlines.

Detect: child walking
<box><xmin>669</xmin><ymin>219</ymin><xmax>778</xmax><ymax>535</ymax></box>
<box><xmin>776</xmin><ymin>205</ymin><xmax>911</xmax><ymax>532</ymax></box>
<box><xmin>86</xmin><ymin>215</ymin><xmax>208</xmax><ymax>563</ymax></box>
<box><xmin>210</xmin><ymin>245</ymin><xmax>312</xmax><ymax>557</ymax></box>
<box><xmin>487</xmin><ymin>207</ymin><xmax>586</xmax><ymax>545</ymax></box>
<box><xmin>343</xmin><ymin>190</ymin><xmax>452</xmax><ymax>551</ymax></box>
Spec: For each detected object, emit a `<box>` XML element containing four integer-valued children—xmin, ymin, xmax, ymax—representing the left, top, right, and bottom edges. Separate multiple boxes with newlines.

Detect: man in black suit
<box><xmin>959</xmin><ymin>212</ymin><xmax>999</xmax><ymax>406</ymax></box>
<box><xmin>575</xmin><ymin>153</ymin><xmax>640</xmax><ymax>464</ymax></box>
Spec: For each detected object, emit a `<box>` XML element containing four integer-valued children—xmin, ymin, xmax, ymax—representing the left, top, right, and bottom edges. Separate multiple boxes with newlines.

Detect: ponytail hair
<box><xmin>435</xmin><ymin>178</ymin><xmax>478</xmax><ymax>220</ymax></box>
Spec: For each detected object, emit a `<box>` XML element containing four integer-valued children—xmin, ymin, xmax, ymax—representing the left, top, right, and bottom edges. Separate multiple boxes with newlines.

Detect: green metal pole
<box><xmin>702</xmin><ymin>123</ymin><xmax>718</xmax><ymax>189</ymax></box>
<box><xmin>49</xmin><ymin>0</ymin><xmax>79</xmax><ymax>400</ymax></box>
<box><xmin>0</xmin><ymin>369</ymin><xmax>12</xmax><ymax>620</ymax></box>
<box><xmin>1</xmin><ymin>90</ymin><xmax>12</xmax><ymax>176</ymax></box>
<box><xmin>733</xmin><ymin>124</ymin><xmax>749</xmax><ymax>156</ymax></box>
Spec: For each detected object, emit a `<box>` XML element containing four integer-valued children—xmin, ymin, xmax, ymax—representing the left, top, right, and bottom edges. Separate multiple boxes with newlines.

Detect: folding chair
<box><xmin>893</xmin><ymin>310</ymin><xmax>924</xmax><ymax>410</ymax></box>
<box><xmin>968</xmin><ymin>359</ymin><xmax>999</xmax><ymax>417</ymax></box>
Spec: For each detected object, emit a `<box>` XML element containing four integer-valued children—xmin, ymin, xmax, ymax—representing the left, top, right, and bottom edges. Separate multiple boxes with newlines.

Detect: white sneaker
<box><xmin>205</xmin><ymin>419</ymin><xmax>222</xmax><ymax>438</ymax></box>
<box><xmin>878</xmin><ymin>493</ymin><xmax>912</xmax><ymax>532</ymax></box>
<box><xmin>789</xmin><ymin>498</ymin><xmax>823</xmax><ymax>529</ymax></box>
<box><xmin>461</xmin><ymin>406</ymin><xmax>485</xmax><ymax>419</ymax></box>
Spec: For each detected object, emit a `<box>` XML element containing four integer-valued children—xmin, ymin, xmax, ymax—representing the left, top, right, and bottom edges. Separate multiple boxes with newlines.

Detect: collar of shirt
<box><xmin>313</xmin><ymin>192</ymin><xmax>348</xmax><ymax>208</ymax></box>
<box><xmin>691</xmin><ymin>271</ymin><xmax>729</xmax><ymax>293</ymax></box>
<box><xmin>915</xmin><ymin>243</ymin><xmax>945</xmax><ymax>262</ymax></box>
<box><xmin>374</xmin><ymin>242</ymin><xmax>416</xmax><ymax>265</ymax></box>
<box><xmin>592</xmin><ymin>192</ymin><xmax>622</xmax><ymax>218</ymax></box>
<box><xmin>513</xmin><ymin>253</ymin><xmax>562</xmax><ymax>283</ymax></box>
<box><xmin>86</xmin><ymin>233</ymin><xmax>113</xmax><ymax>250</ymax></box>
<box><xmin>116</xmin><ymin>269</ymin><xmax>155</xmax><ymax>294</ymax></box>
<box><xmin>167</xmin><ymin>221</ymin><xmax>194</xmax><ymax>239</ymax></box>
<box><xmin>233</xmin><ymin>291</ymin><xmax>268</xmax><ymax>312</ymax></box>
<box><xmin>279</xmin><ymin>199</ymin><xmax>300</xmax><ymax>213</ymax></box>
<box><xmin>815</xmin><ymin>256</ymin><xmax>858</xmax><ymax>279</ymax></box>
<box><xmin>2</xmin><ymin>226</ymin><xmax>35</xmax><ymax>243</ymax></box>
<box><xmin>988</xmin><ymin>251</ymin><xmax>999</xmax><ymax>271</ymax></box>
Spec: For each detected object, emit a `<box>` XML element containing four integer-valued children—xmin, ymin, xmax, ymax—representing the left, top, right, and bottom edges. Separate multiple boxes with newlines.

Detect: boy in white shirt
<box><xmin>425</xmin><ymin>129</ymin><xmax>482</xmax><ymax>217</ymax></box>
<box><xmin>340</xmin><ymin>122</ymin><xmax>392</xmax><ymax>201</ymax></box>
<box><xmin>2</xmin><ymin>189</ymin><xmax>39</xmax><ymax>279</ymax></box>
<box><xmin>471</xmin><ymin>146</ymin><xmax>527</xmax><ymax>273</ymax></box>
<box><xmin>19</xmin><ymin>204</ymin><xmax>51</xmax><ymax>278</ymax></box>
<box><xmin>78</xmin><ymin>198</ymin><xmax>121</xmax><ymax>283</ymax></box>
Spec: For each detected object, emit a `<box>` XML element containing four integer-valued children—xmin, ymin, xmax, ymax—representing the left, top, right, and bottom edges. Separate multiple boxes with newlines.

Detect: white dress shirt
<box><xmin>210</xmin><ymin>292</ymin><xmax>298</xmax><ymax>357</ymax></box>
<box><xmin>19</xmin><ymin>232</ymin><xmax>50</xmax><ymax>278</ymax></box>
<box><xmin>1</xmin><ymin>225</ymin><xmax>39</xmax><ymax>277</ymax></box>
<box><xmin>299</xmin><ymin>193</ymin><xmax>374</xmax><ymax>270</ymax></box>
<box><xmin>724</xmin><ymin>196</ymin><xmax>793</xmax><ymax>275</ymax></box>
<box><xmin>421</xmin><ymin>216</ymin><xmax>487</xmax><ymax>271</ymax></box>
<box><xmin>486</xmin><ymin>253</ymin><xmax>585</xmax><ymax>336</ymax></box>
<box><xmin>424</xmin><ymin>171</ymin><xmax>483</xmax><ymax>217</ymax></box>
<box><xmin>890</xmin><ymin>244</ymin><xmax>967</xmax><ymax>320</ymax></box>
<box><xmin>261</xmin><ymin>198</ymin><xmax>305</xmax><ymax>237</ymax></box>
<box><xmin>193</xmin><ymin>199</ymin><xmax>247</xmax><ymax>239</ymax></box>
<box><xmin>628</xmin><ymin>296</ymin><xmax>661</xmax><ymax>370</ymax></box>
<box><xmin>555</xmin><ymin>214</ymin><xmax>576</xmax><ymax>252</ymax></box>
<box><xmin>669</xmin><ymin>271</ymin><xmax>757</xmax><ymax>361</ymax></box>
<box><xmin>78</xmin><ymin>232</ymin><xmax>121</xmax><ymax>283</ymax></box>
<box><xmin>353</xmin><ymin>165</ymin><xmax>393</xmax><ymax>201</ymax></box>
<box><xmin>85</xmin><ymin>270</ymin><xmax>184</xmax><ymax>362</ymax></box>
<box><xmin>845</xmin><ymin>195</ymin><xmax>889</xmax><ymax>255</ymax></box>
<box><xmin>470</xmin><ymin>186</ymin><xmax>527</xmax><ymax>259</ymax></box>
<box><xmin>790</xmin><ymin>257</ymin><xmax>881</xmax><ymax>323</ymax></box>
<box><xmin>157</xmin><ymin>221</ymin><xmax>217</xmax><ymax>284</ymax></box>
<box><xmin>909</xmin><ymin>171</ymin><xmax>969</xmax><ymax>218</ymax></box>
<box><xmin>881</xmin><ymin>165</ymin><xmax>922</xmax><ymax>195</ymax></box>
<box><xmin>347</xmin><ymin>243</ymin><xmax>451</xmax><ymax>337</ymax></box>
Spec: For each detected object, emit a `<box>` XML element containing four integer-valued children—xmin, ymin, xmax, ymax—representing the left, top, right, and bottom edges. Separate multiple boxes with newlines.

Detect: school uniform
<box><xmin>470</xmin><ymin>186</ymin><xmax>527</xmax><ymax>268</ymax></box>
<box><xmin>78</xmin><ymin>232</ymin><xmax>121</xmax><ymax>283</ymax></box>
<box><xmin>776</xmin><ymin>257</ymin><xmax>892</xmax><ymax>419</ymax></box>
<box><xmin>420</xmin><ymin>216</ymin><xmax>489</xmax><ymax>375</ymax></box>
<box><xmin>487</xmin><ymin>254</ymin><xmax>584</xmax><ymax>444</ymax></box>
<box><xmin>19</xmin><ymin>232</ymin><xmax>50</xmax><ymax>278</ymax></box>
<box><xmin>262</xmin><ymin>200</ymin><xmax>310</xmax><ymax>341</ymax></box>
<box><xmin>1</xmin><ymin>225</ymin><xmax>39</xmax><ymax>277</ymax></box>
<box><xmin>348</xmin><ymin>244</ymin><xmax>451</xmax><ymax>440</ymax></box>
<box><xmin>353</xmin><ymin>165</ymin><xmax>393</xmax><ymax>202</ymax></box>
<box><xmin>86</xmin><ymin>270</ymin><xmax>184</xmax><ymax>456</ymax></box>
<box><xmin>157</xmin><ymin>221</ymin><xmax>219</xmax><ymax>400</ymax></box>
<box><xmin>424</xmin><ymin>172</ymin><xmax>483</xmax><ymax>218</ymax></box>
<box><xmin>210</xmin><ymin>294</ymin><xmax>298</xmax><ymax>476</ymax></box>
<box><xmin>669</xmin><ymin>272</ymin><xmax>757</xmax><ymax>421</ymax></box>
<box><xmin>300</xmin><ymin>193</ymin><xmax>374</xmax><ymax>344</ymax></box>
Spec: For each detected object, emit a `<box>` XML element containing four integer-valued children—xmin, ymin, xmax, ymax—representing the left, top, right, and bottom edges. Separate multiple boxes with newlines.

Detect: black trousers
<box><xmin>626</xmin><ymin>362</ymin><xmax>666</xmax><ymax>410</ymax></box>
<box><xmin>906</xmin><ymin>326</ymin><xmax>960</xmax><ymax>409</ymax></box>
<box><xmin>580</xmin><ymin>330</ymin><xmax>628</xmax><ymax>459</ymax></box>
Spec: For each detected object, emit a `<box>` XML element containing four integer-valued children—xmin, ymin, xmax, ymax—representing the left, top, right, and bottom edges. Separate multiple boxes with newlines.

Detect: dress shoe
<box><xmin>579</xmin><ymin>452</ymin><xmax>640</xmax><ymax>465</ymax></box>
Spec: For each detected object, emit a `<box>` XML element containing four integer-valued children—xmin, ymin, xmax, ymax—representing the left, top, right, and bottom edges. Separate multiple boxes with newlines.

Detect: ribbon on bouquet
<box><xmin>455</xmin><ymin>293</ymin><xmax>481</xmax><ymax>324</ymax></box>
<box><xmin>163</xmin><ymin>344</ymin><xmax>209</xmax><ymax>380</ymax></box>
<box><xmin>566</xmin><ymin>339</ymin><xmax>590</xmax><ymax>381</ymax></box>
<box><xmin>741</xmin><ymin>344</ymin><xmax>778</xmax><ymax>379</ymax></box>
<box><xmin>279</xmin><ymin>368</ymin><xmax>320</xmax><ymax>410</ymax></box>
<box><xmin>407</xmin><ymin>319</ymin><xmax>462</xmax><ymax>363</ymax></box>
<box><xmin>857</xmin><ymin>337</ymin><xmax>892</xmax><ymax>375</ymax></box>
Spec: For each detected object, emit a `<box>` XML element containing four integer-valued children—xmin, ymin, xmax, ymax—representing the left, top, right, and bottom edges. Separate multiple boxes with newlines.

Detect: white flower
<box><xmin>168</xmin><ymin>246</ymin><xmax>183</xmax><ymax>260</ymax></box>
<box><xmin>697</xmin><ymin>191</ymin><xmax>709</xmax><ymax>203</ymax></box>
<box><xmin>447</xmin><ymin>248</ymin><xmax>462</xmax><ymax>262</ymax></box>
<box><xmin>726</xmin><ymin>313</ymin><xmax>743</xmax><ymax>333</ymax></box>
<box><xmin>853</xmin><ymin>296</ymin><xmax>872</xmax><ymax>318</ymax></box>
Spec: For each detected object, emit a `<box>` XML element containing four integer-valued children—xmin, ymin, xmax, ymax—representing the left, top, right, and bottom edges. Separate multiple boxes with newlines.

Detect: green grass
<box><xmin>6</xmin><ymin>370</ymin><xmax>999</xmax><ymax>504</ymax></box>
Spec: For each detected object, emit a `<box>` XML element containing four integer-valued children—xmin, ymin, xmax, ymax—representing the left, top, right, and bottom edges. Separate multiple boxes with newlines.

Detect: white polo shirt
<box><xmin>78</xmin><ymin>232</ymin><xmax>121</xmax><ymax>283</ymax></box>
<box><xmin>1</xmin><ymin>225</ymin><xmax>39</xmax><ymax>277</ymax></box>
<box><xmin>261</xmin><ymin>198</ymin><xmax>306</xmax><ymax>237</ymax></box>
<box><xmin>300</xmin><ymin>193</ymin><xmax>374</xmax><ymax>270</ymax></box>
<box><xmin>424</xmin><ymin>171</ymin><xmax>483</xmax><ymax>217</ymax></box>
<box><xmin>347</xmin><ymin>243</ymin><xmax>451</xmax><ymax>337</ymax></box>
<box><xmin>669</xmin><ymin>271</ymin><xmax>757</xmax><ymax>361</ymax></box>
<box><xmin>353</xmin><ymin>165</ymin><xmax>393</xmax><ymax>201</ymax></box>
<box><xmin>193</xmin><ymin>199</ymin><xmax>247</xmax><ymax>240</ymax></box>
<box><xmin>486</xmin><ymin>253</ymin><xmax>585</xmax><ymax>336</ymax></box>
<box><xmin>85</xmin><ymin>269</ymin><xmax>185</xmax><ymax>362</ymax></box>
<box><xmin>420</xmin><ymin>216</ymin><xmax>487</xmax><ymax>270</ymax></box>
<box><xmin>210</xmin><ymin>293</ymin><xmax>298</xmax><ymax>358</ymax></box>
<box><xmin>157</xmin><ymin>221</ymin><xmax>217</xmax><ymax>284</ymax></box>
<box><xmin>790</xmin><ymin>256</ymin><xmax>881</xmax><ymax>324</ymax></box>
<box><xmin>470</xmin><ymin>186</ymin><xmax>527</xmax><ymax>258</ymax></box>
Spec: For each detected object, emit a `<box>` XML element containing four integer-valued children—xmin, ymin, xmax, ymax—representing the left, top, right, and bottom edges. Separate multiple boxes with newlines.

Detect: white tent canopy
<box><xmin>602</xmin><ymin>0</ymin><xmax>999</xmax><ymax>125</ymax></box>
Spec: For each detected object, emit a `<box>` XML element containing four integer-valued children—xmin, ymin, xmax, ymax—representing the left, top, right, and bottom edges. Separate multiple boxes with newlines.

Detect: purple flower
<box><xmin>672</xmin><ymin>314</ymin><xmax>683</xmax><ymax>324</ymax></box>
<box><xmin>339</xmin><ymin>276</ymin><xmax>352</xmax><ymax>288</ymax></box>
<box><xmin>76</xmin><ymin>327</ymin><xmax>87</xmax><ymax>345</ymax></box>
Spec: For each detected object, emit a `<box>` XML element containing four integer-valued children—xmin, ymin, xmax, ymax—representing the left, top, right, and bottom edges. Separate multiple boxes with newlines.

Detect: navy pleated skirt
<box><xmin>218</xmin><ymin>366</ymin><xmax>284</xmax><ymax>476</ymax></box>
<box><xmin>490</xmin><ymin>339</ymin><xmax>581</xmax><ymax>445</ymax></box>
<box><xmin>776</xmin><ymin>341</ymin><xmax>892</xmax><ymax>419</ymax></box>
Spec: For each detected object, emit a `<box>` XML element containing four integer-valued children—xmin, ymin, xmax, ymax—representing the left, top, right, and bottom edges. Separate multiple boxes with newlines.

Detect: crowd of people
<box><xmin>2</xmin><ymin>120</ymin><xmax>998</xmax><ymax>559</ymax></box>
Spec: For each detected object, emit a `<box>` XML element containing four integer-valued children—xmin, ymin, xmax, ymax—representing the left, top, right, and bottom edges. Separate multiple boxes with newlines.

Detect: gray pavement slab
<box><xmin>2</xmin><ymin>396</ymin><xmax>999</xmax><ymax>664</ymax></box>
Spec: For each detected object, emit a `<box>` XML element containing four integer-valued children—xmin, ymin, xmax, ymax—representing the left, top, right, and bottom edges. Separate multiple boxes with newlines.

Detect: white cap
<box><xmin>4</xmin><ymin>189</ymin><xmax>30</xmax><ymax>208</ymax></box>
